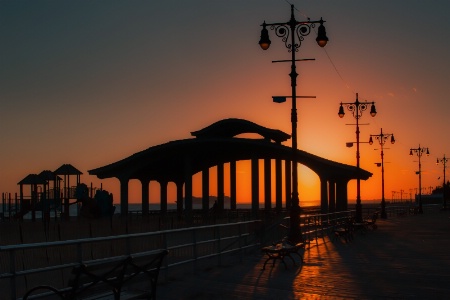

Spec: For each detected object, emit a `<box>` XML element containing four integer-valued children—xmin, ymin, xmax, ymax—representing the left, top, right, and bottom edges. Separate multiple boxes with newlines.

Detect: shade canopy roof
<box><xmin>89</xmin><ymin>118</ymin><xmax>372</xmax><ymax>184</ymax></box>
<box><xmin>54</xmin><ymin>164</ymin><xmax>83</xmax><ymax>175</ymax></box>
<box><xmin>191</xmin><ymin>118</ymin><xmax>290</xmax><ymax>143</ymax></box>
<box><xmin>18</xmin><ymin>174</ymin><xmax>47</xmax><ymax>185</ymax></box>
<box><xmin>39</xmin><ymin>170</ymin><xmax>62</xmax><ymax>181</ymax></box>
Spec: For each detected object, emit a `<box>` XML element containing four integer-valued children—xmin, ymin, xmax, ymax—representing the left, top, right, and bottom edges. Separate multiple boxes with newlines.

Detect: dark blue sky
<box><xmin>1</xmin><ymin>0</ymin><xmax>450</xmax><ymax>202</ymax></box>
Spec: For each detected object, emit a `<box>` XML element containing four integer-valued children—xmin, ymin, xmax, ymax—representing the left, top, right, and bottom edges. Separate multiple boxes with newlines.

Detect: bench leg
<box><xmin>333</xmin><ymin>232</ymin><xmax>340</xmax><ymax>242</ymax></box>
<box><xmin>285</xmin><ymin>254</ymin><xmax>296</xmax><ymax>266</ymax></box>
<box><xmin>262</xmin><ymin>253</ymin><xmax>288</xmax><ymax>270</ymax></box>
<box><xmin>262</xmin><ymin>256</ymin><xmax>271</xmax><ymax>270</ymax></box>
<box><xmin>347</xmin><ymin>231</ymin><xmax>353</xmax><ymax>242</ymax></box>
<box><xmin>292</xmin><ymin>251</ymin><xmax>304</xmax><ymax>263</ymax></box>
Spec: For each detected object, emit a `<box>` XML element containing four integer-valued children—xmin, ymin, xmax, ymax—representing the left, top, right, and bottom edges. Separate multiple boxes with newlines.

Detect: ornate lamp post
<box><xmin>338</xmin><ymin>93</ymin><xmax>376</xmax><ymax>222</ymax></box>
<box><xmin>436</xmin><ymin>155</ymin><xmax>448</xmax><ymax>210</ymax></box>
<box><xmin>259</xmin><ymin>4</ymin><xmax>328</xmax><ymax>243</ymax></box>
<box><xmin>409</xmin><ymin>145</ymin><xmax>429</xmax><ymax>214</ymax></box>
<box><xmin>369</xmin><ymin>128</ymin><xmax>395</xmax><ymax>219</ymax></box>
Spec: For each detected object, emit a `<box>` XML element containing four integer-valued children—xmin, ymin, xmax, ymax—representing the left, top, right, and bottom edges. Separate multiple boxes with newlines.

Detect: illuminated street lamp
<box><xmin>409</xmin><ymin>145</ymin><xmax>430</xmax><ymax>214</ymax></box>
<box><xmin>369</xmin><ymin>128</ymin><xmax>395</xmax><ymax>219</ymax></box>
<box><xmin>436</xmin><ymin>155</ymin><xmax>448</xmax><ymax>210</ymax></box>
<box><xmin>259</xmin><ymin>4</ymin><xmax>328</xmax><ymax>243</ymax></box>
<box><xmin>338</xmin><ymin>93</ymin><xmax>376</xmax><ymax>222</ymax></box>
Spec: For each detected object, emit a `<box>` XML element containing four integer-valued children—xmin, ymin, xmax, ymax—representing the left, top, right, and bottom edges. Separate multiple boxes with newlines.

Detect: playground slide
<box><xmin>13</xmin><ymin>200</ymin><xmax>31</xmax><ymax>219</ymax></box>
<box><xmin>13</xmin><ymin>207</ymin><xmax>31</xmax><ymax>219</ymax></box>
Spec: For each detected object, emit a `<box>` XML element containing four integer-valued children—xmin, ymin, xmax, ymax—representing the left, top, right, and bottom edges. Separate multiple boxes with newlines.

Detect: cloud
<box><xmin>412</xmin><ymin>87</ymin><xmax>417</xmax><ymax>93</ymax></box>
<box><xmin>387</xmin><ymin>92</ymin><xmax>395</xmax><ymax>97</ymax></box>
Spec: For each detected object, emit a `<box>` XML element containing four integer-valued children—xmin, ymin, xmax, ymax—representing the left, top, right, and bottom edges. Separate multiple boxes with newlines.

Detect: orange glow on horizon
<box><xmin>2</xmin><ymin>2</ymin><xmax>448</xmax><ymax>211</ymax></box>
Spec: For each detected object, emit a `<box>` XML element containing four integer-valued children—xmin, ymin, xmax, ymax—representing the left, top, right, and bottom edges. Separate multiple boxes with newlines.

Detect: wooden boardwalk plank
<box><xmin>156</xmin><ymin>211</ymin><xmax>450</xmax><ymax>299</ymax></box>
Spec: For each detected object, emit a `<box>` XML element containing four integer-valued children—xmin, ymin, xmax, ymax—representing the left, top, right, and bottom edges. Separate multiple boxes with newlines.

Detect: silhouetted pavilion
<box><xmin>89</xmin><ymin>118</ymin><xmax>372</xmax><ymax>216</ymax></box>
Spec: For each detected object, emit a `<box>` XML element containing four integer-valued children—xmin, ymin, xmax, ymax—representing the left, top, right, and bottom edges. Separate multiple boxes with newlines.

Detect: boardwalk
<box><xmin>156</xmin><ymin>210</ymin><xmax>450</xmax><ymax>299</ymax></box>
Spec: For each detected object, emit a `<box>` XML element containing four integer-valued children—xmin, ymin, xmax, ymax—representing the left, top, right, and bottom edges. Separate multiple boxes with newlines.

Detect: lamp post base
<box><xmin>381</xmin><ymin>199</ymin><xmax>387</xmax><ymax>219</ymax></box>
<box><xmin>355</xmin><ymin>202</ymin><xmax>362</xmax><ymax>223</ymax></box>
<box><xmin>288</xmin><ymin>204</ymin><xmax>303</xmax><ymax>244</ymax></box>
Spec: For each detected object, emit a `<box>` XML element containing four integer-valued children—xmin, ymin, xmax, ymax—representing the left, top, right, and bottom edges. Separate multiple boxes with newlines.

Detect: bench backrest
<box><xmin>372</xmin><ymin>212</ymin><xmax>378</xmax><ymax>222</ymax></box>
<box><xmin>68</xmin><ymin>255</ymin><xmax>131</xmax><ymax>299</ymax></box>
<box><xmin>23</xmin><ymin>249</ymin><xmax>169</xmax><ymax>300</ymax></box>
<box><xmin>122</xmin><ymin>249</ymin><xmax>169</xmax><ymax>299</ymax></box>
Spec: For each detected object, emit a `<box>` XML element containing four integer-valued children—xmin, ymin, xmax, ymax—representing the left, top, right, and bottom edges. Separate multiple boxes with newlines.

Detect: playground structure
<box><xmin>75</xmin><ymin>183</ymin><xmax>115</xmax><ymax>219</ymax></box>
<box><xmin>1</xmin><ymin>164</ymin><xmax>113</xmax><ymax>221</ymax></box>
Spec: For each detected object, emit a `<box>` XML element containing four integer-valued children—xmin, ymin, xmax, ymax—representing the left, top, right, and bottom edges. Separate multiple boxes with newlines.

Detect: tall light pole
<box><xmin>436</xmin><ymin>155</ymin><xmax>448</xmax><ymax>210</ymax></box>
<box><xmin>369</xmin><ymin>128</ymin><xmax>395</xmax><ymax>219</ymax></box>
<box><xmin>409</xmin><ymin>145</ymin><xmax>429</xmax><ymax>214</ymax></box>
<box><xmin>259</xmin><ymin>4</ymin><xmax>328</xmax><ymax>243</ymax></box>
<box><xmin>338</xmin><ymin>93</ymin><xmax>376</xmax><ymax>222</ymax></box>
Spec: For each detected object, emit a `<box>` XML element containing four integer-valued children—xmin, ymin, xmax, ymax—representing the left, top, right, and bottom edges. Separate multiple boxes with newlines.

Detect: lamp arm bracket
<box><xmin>272</xmin><ymin>58</ymin><xmax>315</xmax><ymax>63</ymax></box>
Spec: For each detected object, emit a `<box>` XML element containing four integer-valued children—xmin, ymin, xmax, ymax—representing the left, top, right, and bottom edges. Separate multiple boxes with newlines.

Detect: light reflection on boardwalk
<box><xmin>157</xmin><ymin>210</ymin><xmax>450</xmax><ymax>299</ymax></box>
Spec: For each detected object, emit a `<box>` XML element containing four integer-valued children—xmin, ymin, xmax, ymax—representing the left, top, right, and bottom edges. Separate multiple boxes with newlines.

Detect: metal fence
<box><xmin>0</xmin><ymin>203</ymin><xmax>441</xmax><ymax>299</ymax></box>
<box><xmin>0</xmin><ymin>220</ymin><xmax>261</xmax><ymax>299</ymax></box>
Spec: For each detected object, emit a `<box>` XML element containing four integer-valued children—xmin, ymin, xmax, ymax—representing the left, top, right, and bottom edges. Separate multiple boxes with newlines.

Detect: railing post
<box><xmin>192</xmin><ymin>229</ymin><xmax>197</xmax><ymax>272</ymax></box>
<box><xmin>77</xmin><ymin>243</ymin><xmax>82</xmax><ymax>263</ymax></box>
<box><xmin>126</xmin><ymin>236</ymin><xmax>131</xmax><ymax>255</ymax></box>
<box><xmin>315</xmin><ymin>215</ymin><xmax>319</xmax><ymax>241</ymax></box>
<box><xmin>9</xmin><ymin>250</ymin><xmax>16</xmax><ymax>300</ymax></box>
<box><xmin>217</xmin><ymin>226</ymin><xmax>221</xmax><ymax>266</ymax></box>
<box><xmin>162</xmin><ymin>231</ymin><xmax>169</xmax><ymax>281</ymax></box>
<box><xmin>238</xmin><ymin>223</ymin><xmax>243</xmax><ymax>262</ymax></box>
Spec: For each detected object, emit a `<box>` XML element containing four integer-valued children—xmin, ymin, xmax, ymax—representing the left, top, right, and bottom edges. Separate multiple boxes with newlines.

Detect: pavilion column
<box><xmin>342</xmin><ymin>179</ymin><xmax>349</xmax><ymax>211</ymax></box>
<box><xmin>320</xmin><ymin>177</ymin><xmax>329</xmax><ymax>214</ymax></box>
<box><xmin>202</xmin><ymin>167</ymin><xmax>210</xmax><ymax>213</ymax></box>
<box><xmin>264</xmin><ymin>158</ymin><xmax>271</xmax><ymax>210</ymax></box>
<box><xmin>230</xmin><ymin>161</ymin><xmax>237</xmax><ymax>210</ymax></box>
<box><xmin>141</xmin><ymin>178</ymin><xmax>150</xmax><ymax>216</ymax></box>
<box><xmin>119</xmin><ymin>177</ymin><xmax>129</xmax><ymax>216</ymax></box>
<box><xmin>251</xmin><ymin>158</ymin><xmax>259</xmax><ymax>216</ymax></box>
<box><xmin>284</xmin><ymin>160</ymin><xmax>291</xmax><ymax>209</ymax></box>
<box><xmin>159</xmin><ymin>181</ymin><xmax>168</xmax><ymax>213</ymax></box>
<box><xmin>328</xmin><ymin>180</ymin><xmax>336</xmax><ymax>213</ymax></box>
<box><xmin>275</xmin><ymin>158</ymin><xmax>282</xmax><ymax>212</ymax></box>
<box><xmin>176</xmin><ymin>182</ymin><xmax>183</xmax><ymax>214</ymax></box>
<box><xmin>336</xmin><ymin>179</ymin><xmax>348</xmax><ymax>211</ymax></box>
<box><xmin>217</xmin><ymin>163</ymin><xmax>224</xmax><ymax>211</ymax></box>
<box><xmin>184</xmin><ymin>158</ymin><xmax>193</xmax><ymax>214</ymax></box>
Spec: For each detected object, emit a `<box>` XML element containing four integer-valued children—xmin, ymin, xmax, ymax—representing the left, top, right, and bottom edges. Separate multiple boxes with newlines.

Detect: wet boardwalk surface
<box><xmin>156</xmin><ymin>210</ymin><xmax>450</xmax><ymax>299</ymax></box>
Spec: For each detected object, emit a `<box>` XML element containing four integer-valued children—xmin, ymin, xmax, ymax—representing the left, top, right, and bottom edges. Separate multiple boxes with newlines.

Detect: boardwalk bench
<box><xmin>333</xmin><ymin>226</ymin><xmax>353</xmax><ymax>242</ymax></box>
<box><xmin>23</xmin><ymin>249</ymin><xmax>169</xmax><ymax>300</ymax></box>
<box><xmin>261</xmin><ymin>241</ymin><xmax>305</xmax><ymax>270</ymax></box>
<box><xmin>332</xmin><ymin>218</ymin><xmax>354</xmax><ymax>242</ymax></box>
<box><xmin>396</xmin><ymin>208</ymin><xmax>407</xmax><ymax>217</ymax></box>
<box><xmin>365</xmin><ymin>212</ymin><xmax>379</xmax><ymax>230</ymax></box>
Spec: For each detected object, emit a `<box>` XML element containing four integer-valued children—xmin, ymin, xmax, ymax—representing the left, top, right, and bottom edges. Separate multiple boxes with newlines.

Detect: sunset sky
<box><xmin>2</xmin><ymin>0</ymin><xmax>450</xmax><ymax>207</ymax></box>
